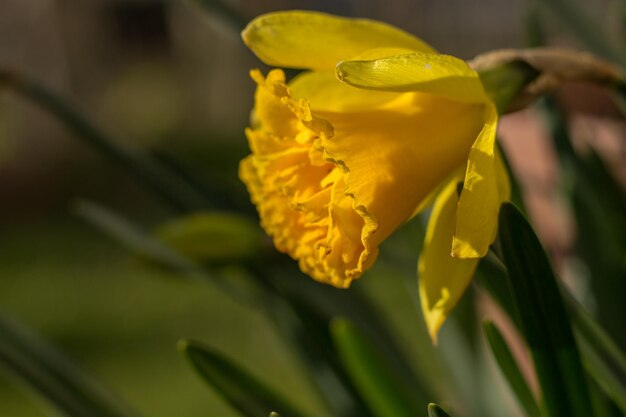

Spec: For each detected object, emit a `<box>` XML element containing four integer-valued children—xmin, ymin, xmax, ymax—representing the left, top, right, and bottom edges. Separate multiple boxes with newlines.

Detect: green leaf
<box><xmin>329</xmin><ymin>318</ymin><xmax>420</xmax><ymax>417</ymax></box>
<box><xmin>73</xmin><ymin>200</ymin><xmax>203</xmax><ymax>275</ymax></box>
<box><xmin>427</xmin><ymin>403</ymin><xmax>452</xmax><ymax>417</ymax></box>
<box><xmin>269</xmin><ymin>264</ymin><xmax>434</xmax><ymax>403</ymax></box>
<box><xmin>538</xmin><ymin>95</ymin><xmax>626</xmax><ymax>349</ymax></box>
<box><xmin>179</xmin><ymin>339</ymin><xmax>311</xmax><ymax>417</ymax></box>
<box><xmin>0</xmin><ymin>313</ymin><xmax>140</xmax><ymax>417</ymax></box>
<box><xmin>264</xmin><ymin>295</ymin><xmax>376</xmax><ymax>417</ymax></box>
<box><xmin>482</xmin><ymin>320</ymin><xmax>542</xmax><ymax>417</ymax></box>
<box><xmin>475</xmin><ymin>251</ymin><xmax>517</xmax><ymax>325</ymax></box>
<box><xmin>252</xmin><ymin>263</ymin><xmax>433</xmax><ymax>416</ymax></box>
<box><xmin>479</xmin><ymin>250</ymin><xmax>626</xmax><ymax>414</ymax></box>
<box><xmin>154</xmin><ymin>212</ymin><xmax>264</xmax><ymax>264</ymax></box>
<box><xmin>74</xmin><ymin>200</ymin><xmax>265</xmax><ymax>307</ymax></box>
<box><xmin>566</xmin><ymin>295</ymin><xmax>626</xmax><ymax>412</ymax></box>
<box><xmin>498</xmin><ymin>203</ymin><xmax>593</xmax><ymax>417</ymax></box>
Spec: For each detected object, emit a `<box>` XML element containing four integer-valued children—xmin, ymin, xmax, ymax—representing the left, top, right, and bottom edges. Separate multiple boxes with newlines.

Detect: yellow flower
<box><xmin>239</xmin><ymin>11</ymin><xmax>510</xmax><ymax>341</ymax></box>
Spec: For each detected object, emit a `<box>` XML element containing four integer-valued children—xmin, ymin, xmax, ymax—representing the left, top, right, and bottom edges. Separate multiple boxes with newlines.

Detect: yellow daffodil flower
<box><xmin>239</xmin><ymin>10</ymin><xmax>510</xmax><ymax>342</ymax></box>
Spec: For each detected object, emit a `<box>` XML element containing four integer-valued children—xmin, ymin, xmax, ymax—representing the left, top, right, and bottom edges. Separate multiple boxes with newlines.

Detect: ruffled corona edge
<box><xmin>239</xmin><ymin>69</ymin><xmax>379</xmax><ymax>288</ymax></box>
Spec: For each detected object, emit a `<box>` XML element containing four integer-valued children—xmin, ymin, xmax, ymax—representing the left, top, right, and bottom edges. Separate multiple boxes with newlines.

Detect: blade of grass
<box><xmin>259</xmin><ymin>288</ymin><xmax>377</xmax><ymax>417</ymax></box>
<box><xmin>73</xmin><ymin>199</ymin><xmax>264</xmax><ymax>308</ymax></box>
<box><xmin>0</xmin><ymin>313</ymin><xmax>140</xmax><ymax>417</ymax></box>
<box><xmin>428</xmin><ymin>403</ymin><xmax>452</xmax><ymax>417</ymax></box>
<box><xmin>498</xmin><ymin>203</ymin><xmax>593</xmax><ymax>417</ymax></box>
<box><xmin>566</xmin><ymin>295</ymin><xmax>626</xmax><ymax>412</ymax></box>
<box><xmin>533</xmin><ymin>0</ymin><xmax>626</xmax><ymax>67</ymax></box>
<box><xmin>0</xmin><ymin>70</ymin><xmax>211</xmax><ymax>212</ymax></box>
<box><xmin>479</xmin><ymin>249</ymin><xmax>626</xmax><ymax>414</ymax></box>
<box><xmin>330</xmin><ymin>318</ymin><xmax>422</xmax><ymax>417</ymax></box>
<box><xmin>263</xmin><ymin>264</ymin><xmax>434</xmax><ymax>410</ymax></box>
<box><xmin>482</xmin><ymin>320</ymin><xmax>542</xmax><ymax>417</ymax></box>
<box><xmin>538</xmin><ymin>95</ymin><xmax>626</xmax><ymax>349</ymax></box>
<box><xmin>179</xmin><ymin>340</ymin><xmax>312</xmax><ymax>417</ymax></box>
<box><xmin>578</xmin><ymin>337</ymin><xmax>626</xmax><ymax>413</ymax></box>
<box><xmin>153</xmin><ymin>211</ymin><xmax>264</xmax><ymax>264</ymax></box>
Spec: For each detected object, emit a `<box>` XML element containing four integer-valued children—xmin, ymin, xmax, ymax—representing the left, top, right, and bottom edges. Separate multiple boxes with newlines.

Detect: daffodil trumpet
<box><xmin>239</xmin><ymin>10</ymin><xmax>510</xmax><ymax>342</ymax></box>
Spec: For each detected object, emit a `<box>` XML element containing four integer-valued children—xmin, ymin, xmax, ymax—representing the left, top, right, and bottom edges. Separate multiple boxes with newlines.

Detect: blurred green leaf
<box><xmin>498</xmin><ymin>203</ymin><xmax>593</xmax><ymax>417</ymax></box>
<box><xmin>74</xmin><ymin>199</ymin><xmax>264</xmax><ymax>308</ymax></box>
<box><xmin>0</xmin><ymin>313</ymin><xmax>140</xmax><ymax>417</ymax></box>
<box><xmin>330</xmin><ymin>318</ymin><xmax>420</xmax><ymax>417</ymax></box>
<box><xmin>268</xmin><ymin>265</ymin><xmax>435</xmax><ymax>403</ymax></box>
<box><xmin>578</xmin><ymin>338</ymin><xmax>626</xmax><ymax>414</ymax></box>
<box><xmin>179</xmin><ymin>339</ymin><xmax>311</xmax><ymax>417</ymax></box>
<box><xmin>73</xmin><ymin>200</ymin><xmax>208</xmax><ymax>277</ymax></box>
<box><xmin>479</xmin><ymin>250</ymin><xmax>626</xmax><ymax>414</ymax></box>
<box><xmin>154</xmin><ymin>212</ymin><xmax>265</xmax><ymax>264</ymax></box>
<box><xmin>192</xmin><ymin>0</ymin><xmax>248</xmax><ymax>32</ymax></box>
<box><xmin>269</xmin><ymin>413</ymin><xmax>281</xmax><ymax>417</ymax></box>
<box><xmin>0</xmin><ymin>69</ymin><xmax>212</xmax><ymax>212</ymax></box>
<box><xmin>538</xmin><ymin>96</ymin><xmax>626</xmax><ymax>349</ymax></box>
<box><xmin>483</xmin><ymin>320</ymin><xmax>542</xmax><ymax>417</ymax></box>
<box><xmin>427</xmin><ymin>403</ymin><xmax>452</xmax><ymax>417</ymax></box>
<box><xmin>534</xmin><ymin>0</ymin><xmax>626</xmax><ymax>67</ymax></box>
<box><xmin>263</xmin><ymin>293</ymin><xmax>376</xmax><ymax>417</ymax></box>
<box><xmin>251</xmin><ymin>262</ymin><xmax>435</xmax><ymax>416</ymax></box>
<box><xmin>566</xmin><ymin>295</ymin><xmax>626</xmax><ymax>412</ymax></box>
<box><xmin>475</xmin><ymin>252</ymin><xmax>517</xmax><ymax>325</ymax></box>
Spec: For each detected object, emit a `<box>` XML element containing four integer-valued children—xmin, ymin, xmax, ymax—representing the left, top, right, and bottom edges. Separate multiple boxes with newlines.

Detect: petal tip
<box><xmin>428</xmin><ymin>326</ymin><xmax>440</xmax><ymax>346</ymax></box>
<box><xmin>451</xmin><ymin>237</ymin><xmax>485</xmax><ymax>259</ymax></box>
<box><xmin>240</xmin><ymin>19</ymin><xmax>256</xmax><ymax>48</ymax></box>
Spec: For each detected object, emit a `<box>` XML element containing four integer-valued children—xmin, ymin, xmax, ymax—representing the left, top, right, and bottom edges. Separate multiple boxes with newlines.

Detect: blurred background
<box><xmin>0</xmin><ymin>1</ymin><xmax>623</xmax><ymax>416</ymax></box>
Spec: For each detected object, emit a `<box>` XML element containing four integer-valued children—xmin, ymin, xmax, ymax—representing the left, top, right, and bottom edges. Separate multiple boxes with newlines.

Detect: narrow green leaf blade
<box><xmin>329</xmin><ymin>318</ymin><xmax>420</xmax><ymax>417</ymax></box>
<box><xmin>0</xmin><ymin>313</ymin><xmax>140</xmax><ymax>417</ymax></box>
<box><xmin>535</xmin><ymin>0</ymin><xmax>626</xmax><ymax>66</ymax></box>
<box><xmin>74</xmin><ymin>200</ymin><xmax>266</xmax><ymax>307</ymax></box>
<box><xmin>0</xmin><ymin>70</ymin><xmax>211</xmax><ymax>212</ymax></box>
<box><xmin>428</xmin><ymin>403</ymin><xmax>452</xmax><ymax>417</ymax></box>
<box><xmin>483</xmin><ymin>320</ymin><xmax>542</xmax><ymax>417</ymax></box>
<box><xmin>566</xmin><ymin>295</ymin><xmax>626</xmax><ymax>412</ymax></box>
<box><xmin>264</xmin><ymin>294</ymin><xmax>376</xmax><ymax>417</ymax></box>
<box><xmin>479</xmin><ymin>250</ymin><xmax>626</xmax><ymax>413</ymax></box>
<box><xmin>154</xmin><ymin>212</ymin><xmax>264</xmax><ymax>264</ymax></box>
<box><xmin>498</xmin><ymin>202</ymin><xmax>593</xmax><ymax>417</ymax></box>
<box><xmin>179</xmin><ymin>339</ymin><xmax>311</xmax><ymax>417</ymax></box>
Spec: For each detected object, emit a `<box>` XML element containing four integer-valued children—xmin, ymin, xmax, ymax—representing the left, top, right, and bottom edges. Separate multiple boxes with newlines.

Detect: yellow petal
<box><xmin>418</xmin><ymin>179</ymin><xmax>479</xmax><ymax>344</ymax></box>
<box><xmin>242</xmin><ymin>10</ymin><xmax>435</xmax><ymax>70</ymax></box>
<box><xmin>452</xmin><ymin>103</ymin><xmax>510</xmax><ymax>258</ymax></box>
<box><xmin>289</xmin><ymin>71</ymin><xmax>399</xmax><ymax>112</ymax></box>
<box><xmin>336</xmin><ymin>52</ymin><xmax>487</xmax><ymax>103</ymax></box>
<box><xmin>317</xmin><ymin>92</ymin><xmax>485</xmax><ymax>260</ymax></box>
